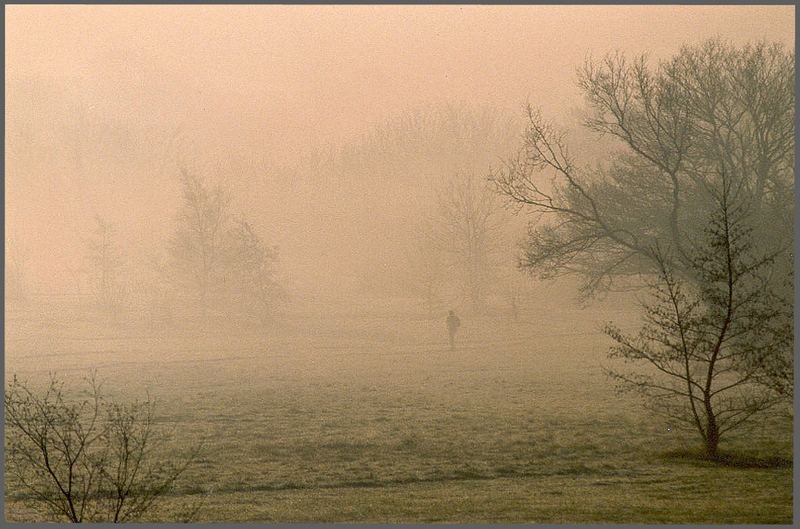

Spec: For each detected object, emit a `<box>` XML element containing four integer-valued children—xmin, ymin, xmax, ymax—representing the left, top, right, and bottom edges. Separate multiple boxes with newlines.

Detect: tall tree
<box><xmin>6</xmin><ymin>235</ymin><xmax>28</xmax><ymax>304</ymax></box>
<box><xmin>167</xmin><ymin>169</ymin><xmax>280</xmax><ymax>323</ymax></box>
<box><xmin>168</xmin><ymin>169</ymin><xmax>231</xmax><ymax>317</ymax></box>
<box><xmin>85</xmin><ymin>216</ymin><xmax>124</xmax><ymax>313</ymax></box>
<box><xmin>605</xmin><ymin>175</ymin><xmax>786</xmax><ymax>458</ymax></box>
<box><xmin>430</xmin><ymin>171</ymin><xmax>506</xmax><ymax>313</ymax></box>
<box><xmin>274</xmin><ymin>103</ymin><xmax>520</xmax><ymax>298</ymax></box>
<box><xmin>493</xmin><ymin>40</ymin><xmax>793</xmax><ymax>398</ymax></box>
<box><xmin>494</xmin><ymin>40</ymin><xmax>792</xmax><ymax>290</ymax></box>
<box><xmin>405</xmin><ymin>232</ymin><xmax>446</xmax><ymax>318</ymax></box>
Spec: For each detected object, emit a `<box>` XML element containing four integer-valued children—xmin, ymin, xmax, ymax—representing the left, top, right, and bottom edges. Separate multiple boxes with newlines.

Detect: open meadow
<box><xmin>6</xmin><ymin>6</ymin><xmax>795</xmax><ymax>524</ymax></box>
<box><xmin>4</xmin><ymin>294</ymin><xmax>792</xmax><ymax>523</ymax></box>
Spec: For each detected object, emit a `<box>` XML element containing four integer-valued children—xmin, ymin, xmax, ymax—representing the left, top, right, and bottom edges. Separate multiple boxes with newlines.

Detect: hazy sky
<box><xmin>5</xmin><ymin>5</ymin><xmax>795</xmax><ymax>292</ymax></box>
<box><xmin>7</xmin><ymin>5</ymin><xmax>794</xmax><ymax>146</ymax></box>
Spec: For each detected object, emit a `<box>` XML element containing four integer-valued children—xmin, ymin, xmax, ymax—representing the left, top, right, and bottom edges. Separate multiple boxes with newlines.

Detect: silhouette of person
<box><xmin>446</xmin><ymin>310</ymin><xmax>461</xmax><ymax>350</ymax></box>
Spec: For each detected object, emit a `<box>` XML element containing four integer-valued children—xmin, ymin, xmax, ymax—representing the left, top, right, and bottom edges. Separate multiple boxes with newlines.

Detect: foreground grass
<box><xmin>5</xmin><ymin>297</ymin><xmax>793</xmax><ymax>523</ymax></box>
<box><xmin>153</xmin><ymin>467</ymin><xmax>790</xmax><ymax>524</ymax></box>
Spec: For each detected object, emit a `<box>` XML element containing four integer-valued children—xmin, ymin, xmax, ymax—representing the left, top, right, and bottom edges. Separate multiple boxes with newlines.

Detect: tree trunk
<box><xmin>704</xmin><ymin>400</ymin><xmax>720</xmax><ymax>459</ymax></box>
<box><xmin>704</xmin><ymin>429</ymin><xmax>719</xmax><ymax>459</ymax></box>
<box><xmin>469</xmin><ymin>271</ymin><xmax>484</xmax><ymax>313</ymax></box>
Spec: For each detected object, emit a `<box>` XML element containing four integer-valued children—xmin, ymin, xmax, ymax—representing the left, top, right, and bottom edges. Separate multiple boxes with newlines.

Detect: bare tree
<box><xmin>221</xmin><ymin>217</ymin><xmax>281</xmax><ymax>323</ymax></box>
<box><xmin>5</xmin><ymin>373</ymin><xmax>199</xmax><ymax>522</ymax></box>
<box><xmin>605</xmin><ymin>175</ymin><xmax>787</xmax><ymax>458</ymax></box>
<box><xmin>167</xmin><ymin>169</ymin><xmax>281</xmax><ymax>324</ymax></box>
<box><xmin>168</xmin><ymin>168</ymin><xmax>231</xmax><ymax>318</ymax></box>
<box><xmin>141</xmin><ymin>251</ymin><xmax>177</xmax><ymax>331</ymax></box>
<box><xmin>493</xmin><ymin>40</ymin><xmax>792</xmax><ymax>289</ymax></box>
<box><xmin>493</xmin><ymin>39</ymin><xmax>793</xmax><ymax>396</ymax></box>
<box><xmin>6</xmin><ymin>234</ymin><xmax>29</xmax><ymax>304</ymax></box>
<box><xmin>405</xmin><ymin>233</ymin><xmax>446</xmax><ymax>318</ymax></box>
<box><xmin>500</xmin><ymin>267</ymin><xmax>530</xmax><ymax>322</ymax></box>
<box><xmin>430</xmin><ymin>171</ymin><xmax>506</xmax><ymax>313</ymax></box>
<box><xmin>278</xmin><ymin>103</ymin><xmax>521</xmax><ymax>299</ymax></box>
<box><xmin>86</xmin><ymin>216</ymin><xmax>125</xmax><ymax>314</ymax></box>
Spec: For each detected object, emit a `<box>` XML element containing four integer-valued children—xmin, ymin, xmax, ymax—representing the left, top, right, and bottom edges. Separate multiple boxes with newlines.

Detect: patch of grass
<box><xmin>398</xmin><ymin>436</ymin><xmax>418</xmax><ymax>450</ymax></box>
<box><xmin>5</xmin><ymin>302</ymin><xmax>793</xmax><ymax>523</ymax></box>
<box><xmin>662</xmin><ymin>447</ymin><xmax>792</xmax><ymax>469</ymax></box>
<box><xmin>714</xmin><ymin>453</ymin><xmax>792</xmax><ymax>469</ymax></box>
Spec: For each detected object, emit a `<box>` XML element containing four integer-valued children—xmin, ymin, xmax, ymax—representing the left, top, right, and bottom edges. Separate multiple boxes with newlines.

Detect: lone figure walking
<box><xmin>446</xmin><ymin>310</ymin><xmax>461</xmax><ymax>350</ymax></box>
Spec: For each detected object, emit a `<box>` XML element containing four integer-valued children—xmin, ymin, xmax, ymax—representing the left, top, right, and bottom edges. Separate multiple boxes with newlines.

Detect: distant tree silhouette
<box><xmin>222</xmin><ymin>217</ymin><xmax>281</xmax><ymax>323</ymax></box>
<box><xmin>168</xmin><ymin>169</ymin><xmax>231</xmax><ymax>318</ymax></box>
<box><xmin>85</xmin><ymin>216</ymin><xmax>125</xmax><ymax>314</ymax></box>
<box><xmin>429</xmin><ymin>171</ymin><xmax>506</xmax><ymax>313</ymax></box>
<box><xmin>167</xmin><ymin>169</ymin><xmax>280</xmax><ymax>323</ymax></box>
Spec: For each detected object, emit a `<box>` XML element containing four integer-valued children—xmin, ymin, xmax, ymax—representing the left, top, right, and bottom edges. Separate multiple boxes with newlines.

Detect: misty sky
<box><xmin>5</xmin><ymin>5</ymin><xmax>795</xmax><ymax>293</ymax></box>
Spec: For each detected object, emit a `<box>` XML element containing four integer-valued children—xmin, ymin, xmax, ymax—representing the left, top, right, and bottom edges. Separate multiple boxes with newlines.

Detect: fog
<box><xmin>4</xmin><ymin>6</ymin><xmax>796</xmax><ymax>522</ymax></box>
<box><xmin>6</xmin><ymin>5</ymin><xmax>793</xmax><ymax>297</ymax></box>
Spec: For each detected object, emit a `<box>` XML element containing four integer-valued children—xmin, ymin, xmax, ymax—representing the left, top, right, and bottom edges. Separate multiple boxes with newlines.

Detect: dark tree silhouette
<box><xmin>5</xmin><ymin>374</ymin><xmax>199</xmax><ymax>522</ymax></box>
<box><xmin>605</xmin><ymin>175</ymin><xmax>787</xmax><ymax>458</ymax></box>
<box><xmin>493</xmin><ymin>39</ymin><xmax>793</xmax><ymax>400</ymax></box>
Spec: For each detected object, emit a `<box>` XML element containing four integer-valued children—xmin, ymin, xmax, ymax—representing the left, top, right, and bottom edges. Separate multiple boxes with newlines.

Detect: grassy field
<box><xmin>4</xmin><ymin>295</ymin><xmax>793</xmax><ymax>523</ymax></box>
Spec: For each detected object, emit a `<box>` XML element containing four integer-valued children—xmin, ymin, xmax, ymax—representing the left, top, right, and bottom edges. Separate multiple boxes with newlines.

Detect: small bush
<box><xmin>5</xmin><ymin>372</ymin><xmax>201</xmax><ymax>522</ymax></box>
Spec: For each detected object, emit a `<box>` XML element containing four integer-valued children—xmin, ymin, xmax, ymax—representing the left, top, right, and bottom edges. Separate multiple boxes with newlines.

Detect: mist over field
<box><xmin>4</xmin><ymin>5</ymin><xmax>795</xmax><ymax>523</ymax></box>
